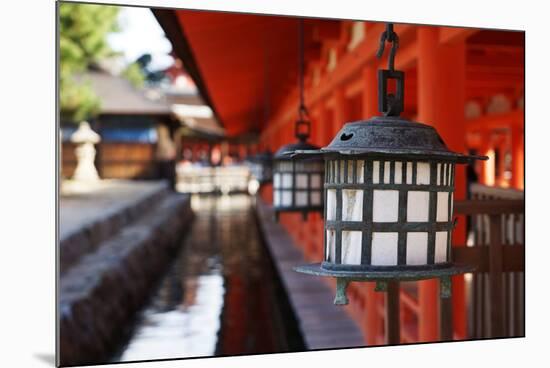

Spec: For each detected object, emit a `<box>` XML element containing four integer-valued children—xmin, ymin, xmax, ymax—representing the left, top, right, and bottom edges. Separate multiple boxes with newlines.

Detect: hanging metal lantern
<box><xmin>272</xmin><ymin>19</ymin><xmax>324</xmax><ymax>221</ymax></box>
<box><xmin>293</xmin><ymin>24</ymin><xmax>487</xmax><ymax>304</ymax></box>
<box><xmin>273</xmin><ymin>119</ymin><xmax>324</xmax><ymax>221</ymax></box>
<box><xmin>248</xmin><ymin>150</ymin><xmax>273</xmax><ymax>184</ymax></box>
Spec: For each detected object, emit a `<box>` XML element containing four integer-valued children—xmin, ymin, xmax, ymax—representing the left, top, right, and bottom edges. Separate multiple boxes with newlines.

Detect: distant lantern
<box><xmin>273</xmin><ymin>19</ymin><xmax>324</xmax><ymax>221</ymax></box>
<box><xmin>273</xmin><ymin>119</ymin><xmax>324</xmax><ymax>221</ymax></box>
<box><xmin>248</xmin><ymin>150</ymin><xmax>273</xmax><ymax>185</ymax></box>
<box><xmin>294</xmin><ymin>24</ymin><xmax>487</xmax><ymax>305</ymax></box>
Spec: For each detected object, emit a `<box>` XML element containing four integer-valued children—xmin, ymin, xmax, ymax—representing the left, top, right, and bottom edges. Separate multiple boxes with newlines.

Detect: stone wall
<box><xmin>58</xmin><ymin>193</ymin><xmax>193</xmax><ymax>366</ymax></box>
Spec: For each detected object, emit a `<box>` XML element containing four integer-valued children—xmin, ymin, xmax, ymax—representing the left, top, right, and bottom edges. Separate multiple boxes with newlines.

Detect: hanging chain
<box><xmin>296</xmin><ymin>19</ymin><xmax>310</xmax><ymax>142</ymax></box>
<box><xmin>376</xmin><ymin>23</ymin><xmax>404</xmax><ymax>117</ymax></box>
<box><xmin>376</xmin><ymin>23</ymin><xmax>400</xmax><ymax>71</ymax></box>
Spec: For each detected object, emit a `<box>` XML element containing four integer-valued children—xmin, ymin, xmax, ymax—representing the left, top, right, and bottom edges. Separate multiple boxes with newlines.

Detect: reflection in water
<box><xmin>113</xmin><ymin>194</ymin><xmax>303</xmax><ymax>362</ymax></box>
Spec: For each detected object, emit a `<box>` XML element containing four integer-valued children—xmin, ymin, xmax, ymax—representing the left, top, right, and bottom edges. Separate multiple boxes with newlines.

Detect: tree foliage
<box><xmin>59</xmin><ymin>3</ymin><xmax>120</xmax><ymax>122</ymax></box>
<box><xmin>122</xmin><ymin>61</ymin><xmax>146</xmax><ymax>88</ymax></box>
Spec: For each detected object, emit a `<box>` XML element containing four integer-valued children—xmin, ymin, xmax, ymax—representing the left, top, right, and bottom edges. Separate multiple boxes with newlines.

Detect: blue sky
<box><xmin>107</xmin><ymin>6</ymin><xmax>174</xmax><ymax>71</ymax></box>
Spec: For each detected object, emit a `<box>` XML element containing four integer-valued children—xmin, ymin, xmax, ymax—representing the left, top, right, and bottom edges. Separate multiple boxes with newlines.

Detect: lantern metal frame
<box><xmin>292</xmin><ymin>23</ymin><xmax>487</xmax><ymax>305</ymax></box>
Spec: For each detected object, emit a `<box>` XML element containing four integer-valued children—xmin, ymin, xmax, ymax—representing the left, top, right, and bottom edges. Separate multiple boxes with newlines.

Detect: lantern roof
<box><xmin>275</xmin><ymin>140</ymin><xmax>320</xmax><ymax>160</ymax></box>
<box><xmin>293</xmin><ymin>116</ymin><xmax>487</xmax><ymax>163</ymax></box>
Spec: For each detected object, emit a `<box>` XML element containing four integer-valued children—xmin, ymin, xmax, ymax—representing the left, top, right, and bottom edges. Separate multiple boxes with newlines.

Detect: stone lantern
<box><xmin>70</xmin><ymin>121</ymin><xmax>101</xmax><ymax>182</ymax></box>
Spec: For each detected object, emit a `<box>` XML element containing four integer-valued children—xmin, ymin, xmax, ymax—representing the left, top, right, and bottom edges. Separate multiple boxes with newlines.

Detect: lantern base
<box><xmin>294</xmin><ymin>262</ymin><xmax>474</xmax><ymax>305</ymax></box>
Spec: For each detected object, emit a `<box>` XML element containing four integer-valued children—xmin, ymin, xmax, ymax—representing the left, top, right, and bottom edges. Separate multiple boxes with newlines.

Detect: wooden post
<box><xmin>385</xmin><ymin>281</ymin><xmax>401</xmax><ymax>344</ymax></box>
<box><xmin>440</xmin><ymin>278</ymin><xmax>454</xmax><ymax>341</ymax></box>
<box><xmin>489</xmin><ymin>214</ymin><xmax>504</xmax><ymax>337</ymax></box>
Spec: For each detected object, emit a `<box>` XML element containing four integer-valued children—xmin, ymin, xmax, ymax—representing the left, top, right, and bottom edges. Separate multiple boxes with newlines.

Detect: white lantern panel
<box><xmin>296</xmin><ymin>174</ymin><xmax>308</xmax><ymax>188</ymax></box>
<box><xmin>395</xmin><ymin>162</ymin><xmax>403</xmax><ymax>184</ymax></box>
<box><xmin>326</xmin><ymin>189</ymin><xmax>337</xmax><ymax>220</ymax></box>
<box><xmin>373</xmin><ymin>161</ymin><xmax>380</xmax><ymax>184</ymax></box>
<box><xmin>342</xmin><ymin>189</ymin><xmax>363</xmax><ymax>221</ymax></box>
<box><xmin>282</xmin><ymin>173</ymin><xmax>293</xmax><ymax>189</ymax></box>
<box><xmin>435</xmin><ymin>231</ymin><xmax>448</xmax><ymax>263</ymax></box>
<box><xmin>373</xmin><ymin>190</ymin><xmax>399</xmax><ymax>222</ymax></box>
<box><xmin>311</xmin><ymin>191</ymin><xmax>322</xmax><ymax>206</ymax></box>
<box><xmin>371</xmin><ymin>232</ymin><xmax>398</xmax><ymax>265</ymax></box>
<box><xmin>274</xmin><ymin>173</ymin><xmax>281</xmax><ymax>188</ymax></box>
<box><xmin>296</xmin><ymin>192</ymin><xmax>308</xmax><ymax>206</ymax></box>
<box><xmin>330</xmin><ymin>161</ymin><xmax>336</xmax><ymax>182</ymax></box>
<box><xmin>406</xmin><ymin>232</ymin><xmax>428</xmax><ymax>265</ymax></box>
<box><xmin>274</xmin><ymin>190</ymin><xmax>280</xmax><ymax>206</ymax></box>
<box><xmin>282</xmin><ymin>191</ymin><xmax>292</xmax><ymax>206</ymax></box>
<box><xmin>357</xmin><ymin>160</ymin><xmax>365</xmax><ymax>183</ymax></box>
<box><xmin>384</xmin><ymin>161</ymin><xmax>391</xmax><ymax>183</ymax></box>
<box><xmin>406</xmin><ymin>162</ymin><xmax>413</xmax><ymax>184</ymax></box>
<box><xmin>311</xmin><ymin>174</ymin><xmax>322</xmax><ymax>189</ymax></box>
<box><xmin>341</xmin><ymin>231</ymin><xmax>362</xmax><ymax>265</ymax></box>
<box><xmin>340</xmin><ymin>160</ymin><xmax>345</xmax><ymax>183</ymax></box>
<box><xmin>437</xmin><ymin>163</ymin><xmax>442</xmax><ymax>185</ymax></box>
<box><xmin>436</xmin><ymin>192</ymin><xmax>449</xmax><ymax>221</ymax></box>
<box><xmin>326</xmin><ymin>230</ymin><xmax>336</xmax><ymax>262</ymax></box>
<box><xmin>407</xmin><ymin>191</ymin><xmax>430</xmax><ymax>222</ymax></box>
<box><xmin>347</xmin><ymin>161</ymin><xmax>354</xmax><ymax>183</ymax></box>
<box><xmin>416</xmin><ymin>162</ymin><xmax>430</xmax><ymax>185</ymax></box>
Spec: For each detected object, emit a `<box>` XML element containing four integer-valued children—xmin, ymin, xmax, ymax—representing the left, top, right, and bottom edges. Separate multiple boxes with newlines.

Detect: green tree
<box><xmin>122</xmin><ymin>61</ymin><xmax>146</xmax><ymax>88</ymax></box>
<box><xmin>59</xmin><ymin>3</ymin><xmax>120</xmax><ymax>122</ymax></box>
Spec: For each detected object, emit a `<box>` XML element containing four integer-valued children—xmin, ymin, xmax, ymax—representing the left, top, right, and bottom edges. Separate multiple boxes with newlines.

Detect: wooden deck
<box><xmin>255</xmin><ymin>199</ymin><xmax>366</xmax><ymax>350</ymax></box>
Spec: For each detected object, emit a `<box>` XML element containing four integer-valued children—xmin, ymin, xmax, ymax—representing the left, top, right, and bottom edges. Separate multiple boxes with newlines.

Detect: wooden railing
<box><xmin>392</xmin><ymin>184</ymin><xmax>524</xmax><ymax>343</ymax></box>
<box><xmin>450</xmin><ymin>184</ymin><xmax>524</xmax><ymax>339</ymax></box>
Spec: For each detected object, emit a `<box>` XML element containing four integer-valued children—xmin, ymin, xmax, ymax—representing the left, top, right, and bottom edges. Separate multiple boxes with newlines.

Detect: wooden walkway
<box><xmin>255</xmin><ymin>199</ymin><xmax>366</xmax><ymax>350</ymax></box>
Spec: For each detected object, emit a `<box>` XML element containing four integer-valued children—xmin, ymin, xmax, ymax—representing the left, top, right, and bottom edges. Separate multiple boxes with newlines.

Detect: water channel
<box><xmin>111</xmin><ymin>194</ymin><xmax>304</xmax><ymax>363</ymax></box>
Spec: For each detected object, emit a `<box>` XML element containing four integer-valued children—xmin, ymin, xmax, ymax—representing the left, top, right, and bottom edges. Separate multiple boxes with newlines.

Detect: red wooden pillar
<box><xmin>437</xmin><ymin>40</ymin><xmax>468</xmax><ymax>340</ymax></box>
<box><xmin>511</xmin><ymin>125</ymin><xmax>524</xmax><ymax>190</ymax></box>
<box><xmin>417</xmin><ymin>26</ymin><xmax>440</xmax><ymax>343</ymax></box>
<box><xmin>334</xmin><ymin>86</ymin><xmax>349</xmax><ymax>132</ymax></box>
<box><xmin>362</xmin><ymin>64</ymin><xmax>381</xmax><ymax>345</ymax></box>
<box><xmin>418</xmin><ymin>26</ymin><xmax>468</xmax><ymax>342</ymax></box>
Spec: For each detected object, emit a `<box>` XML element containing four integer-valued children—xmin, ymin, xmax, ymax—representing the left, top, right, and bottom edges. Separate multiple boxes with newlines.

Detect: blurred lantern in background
<box><xmin>248</xmin><ymin>150</ymin><xmax>273</xmax><ymax>185</ymax></box>
<box><xmin>248</xmin><ymin>151</ymin><xmax>273</xmax><ymax>185</ymax></box>
<box><xmin>294</xmin><ymin>24</ymin><xmax>487</xmax><ymax>305</ymax></box>
<box><xmin>272</xmin><ymin>19</ymin><xmax>324</xmax><ymax>221</ymax></box>
<box><xmin>273</xmin><ymin>119</ymin><xmax>323</xmax><ymax>221</ymax></box>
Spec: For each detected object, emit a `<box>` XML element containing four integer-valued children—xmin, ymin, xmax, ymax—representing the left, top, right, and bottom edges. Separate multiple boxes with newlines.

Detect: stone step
<box><xmin>58</xmin><ymin>193</ymin><xmax>193</xmax><ymax>366</ymax></box>
<box><xmin>59</xmin><ymin>181</ymin><xmax>169</xmax><ymax>274</ymax></box>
